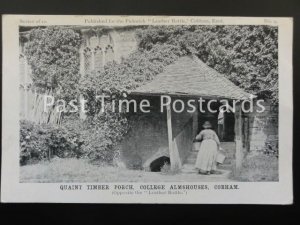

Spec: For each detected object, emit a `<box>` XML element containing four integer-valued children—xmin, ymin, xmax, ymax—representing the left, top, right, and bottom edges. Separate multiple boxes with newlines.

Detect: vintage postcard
<box><xmin>1</xmin><ymin>15</ymin><xmax>293</xmax><ymax>204</ymax></box>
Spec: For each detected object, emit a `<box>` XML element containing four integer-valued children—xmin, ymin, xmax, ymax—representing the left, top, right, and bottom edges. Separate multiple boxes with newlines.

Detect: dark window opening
<box><xmin>218</xmin><ymin>111</ymin><xmax>235</xmax><ymax>141</ymax></box>
<box><xmin>149</xmin><ymin>156</ymin><xmax>170</xmax><ymax>172</ymax></box>
<box><xmin>197</xmin><ymin>110</ymin><xmax>235</xmax><ymax>142</ymax></box>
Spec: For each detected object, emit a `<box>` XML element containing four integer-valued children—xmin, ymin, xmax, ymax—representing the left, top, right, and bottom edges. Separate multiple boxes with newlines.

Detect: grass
<box><xmin>20</xmin><ymin>155</ymin><xmax>278</xmax><ymax>183</ymax></box>
<box><xmin>231</xmin><ymin>154</ymin><xmax>279</xmax><ymax>182</ymax></box>
<box><xmin>20</xmin><ymin>157</ymin><xmax>231</xmax><ymax>183</ymax></box>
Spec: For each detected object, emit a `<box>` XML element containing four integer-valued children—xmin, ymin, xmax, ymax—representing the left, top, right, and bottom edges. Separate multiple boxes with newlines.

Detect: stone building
<box><xmin>78</xmin><ymin>27</ymin><xmax>138</xmax><ymax>75</ymax></box>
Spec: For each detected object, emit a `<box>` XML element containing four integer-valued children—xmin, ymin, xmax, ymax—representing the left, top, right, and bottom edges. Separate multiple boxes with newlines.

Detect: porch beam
<box><xmin>192</xmin><ymin>109</ymin><xmax>199</xmax><ymax>137</ymax></box>
<box><xmin>166</xmin><ymin>103</ymin><xmax>181</xmax><ymax>171</ymax></box>
<box><xmin>234</xmin><ymin>102</ymin><xmax>244</xmax><ymax>174</ymax></box>
<box><xmin>166</xmin><ymin>103</ymin><xmax>174</xmax><ymax>169</ymax></box>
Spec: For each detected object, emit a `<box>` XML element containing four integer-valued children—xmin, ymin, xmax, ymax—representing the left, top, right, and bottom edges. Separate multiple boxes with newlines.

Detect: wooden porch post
<box><xmin>192</xmin><ymin>108</ymin><xmax>199</xmax><ymax>137</ymax></box>
<box><xmin>234</xmin><ymin>102</ymin><xmax>243</xmax><ymax>174</ymax></box>
<box><xmin>166</xmin><ymin>103</ymin><xmax>181</xmax><ymax>171</ymax></box>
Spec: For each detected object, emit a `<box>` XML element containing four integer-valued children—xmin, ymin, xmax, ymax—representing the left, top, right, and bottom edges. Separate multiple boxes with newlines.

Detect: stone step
<box><xmin>181</xmin><ymin>164</ymin><xmax>231</xmax><ymax>177</ymax></box>
<box><xmin>185</xmin><ymin>157</ymin><xmax>196</xmax><ymax>164</ymax></box>
<box><xmin>187</xmin><ymin>151</ymin><xmax>198</xmax><ymax>156</ymax></box>
<box><xmin>185</xmin><ymin>150</ymin><xmax>234</xmax><ymax>165</ymax></box>
<box><xmin>181</xmin><ymin>164</ymin><xmax>197</xmax><ymax>173</ymax></box>
<box><xmin>184</xmin><ymin>151</ymin><xmax>198</xmax><ymax>164</ymax></box>
<box><xmin>191</xmin><ymin>150</ymin><xmax>199</xmax><ymax>153</ymax></box>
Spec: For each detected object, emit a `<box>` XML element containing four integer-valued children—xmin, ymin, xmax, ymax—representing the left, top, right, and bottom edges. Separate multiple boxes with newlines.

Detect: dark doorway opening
<box><xmin>197</xmin><ymin>108</ymin><xmax>235</xmax><ymax>142</ymax></box>
<box><xmin>150</xmin><ymin>156</ymin><xmax>170</xmax><ymax>172</ymax></box>
<box><xmin>218</xmin><ymin>111</ymin><xmax>235</xmax><ymax>141</ymax></box>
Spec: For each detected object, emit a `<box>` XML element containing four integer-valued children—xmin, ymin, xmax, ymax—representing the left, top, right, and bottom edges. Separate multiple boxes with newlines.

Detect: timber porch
<box><xmin>121</xmin><ymin>55</ymin><xmax>254</xmax><ymax>174</ymax></box>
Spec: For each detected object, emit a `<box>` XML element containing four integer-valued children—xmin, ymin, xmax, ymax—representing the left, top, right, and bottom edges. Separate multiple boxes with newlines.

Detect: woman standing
<box><xmin>194</xmin><ymin>121</ymin><xmax>220</xmax><ymax>175</ymax></box>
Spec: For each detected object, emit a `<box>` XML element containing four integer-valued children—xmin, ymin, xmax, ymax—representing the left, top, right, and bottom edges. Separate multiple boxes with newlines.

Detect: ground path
<box><xmin>181</xmin><ymin>148</ymin><xmax>232</xmax><ymax>181</ymax></box>
<box><xmin>20</xmin><ymin>158</ymin><xmax>233</xmax><ymax>183</ymax></box>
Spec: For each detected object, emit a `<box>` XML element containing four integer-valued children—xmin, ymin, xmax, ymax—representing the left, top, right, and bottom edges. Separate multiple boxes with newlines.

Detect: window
<box><xmin>81</xmin><ymin>35</ymin><xmax>116</xmax><ymax>76</ymax></box>
<box><xmin>94</xmin><ymin>46</ymin><xmax>103</xmax><ymax>72</ymax></box>
<box><xmin>19</xmin><ymin>54</ymin><xmax>25</xmax><ymax>85</ymax></box>
<box><xmin>83</xmin><ymin>47</ymin><xmax>92</xmax><ymax>74</ymax></box>
<box><xmin>105</xmin><ymin>45</ymin><xmax>114</xmax><ymax>63</ymax></box>
<box><xmin>90</xmin><ymin>36</ymin><xmax>99</xmax><ymax>49</ymax></box>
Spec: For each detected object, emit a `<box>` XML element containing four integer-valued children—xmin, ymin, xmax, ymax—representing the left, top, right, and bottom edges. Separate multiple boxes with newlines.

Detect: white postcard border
<box><xmin>1</xmin><ymin>15</ymin><xmax>293</xmax><ymax>204</ymax></box>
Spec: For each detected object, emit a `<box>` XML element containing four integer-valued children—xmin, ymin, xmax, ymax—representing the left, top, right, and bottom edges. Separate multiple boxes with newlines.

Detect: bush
<box><xmin>79</xmin><ymin>106</ymin><xmax>129</xmax><ymax>163</ymax></box>
<box><xmin>20</xmin><ymin>120</ymin><xmax>83</xmax><ymax>165</ymax></box>
<box><xmin>46</xmin><ymin>126</ymin><xmax>84</xmax><ymax>159</ymax></box>
<box><xmin>20</xmin><ymin>116</ymin><xmax>127</xmax><ymax>166</ymax></box>
<box><xmin>59</xmin><ymin>113</ymin><xmax>127</xmax><ymax>164</ymax></box>
<box><xmin>20</xmin><ymin>120</ymin><xmax>50</xmax><ymax>165</ymax></box>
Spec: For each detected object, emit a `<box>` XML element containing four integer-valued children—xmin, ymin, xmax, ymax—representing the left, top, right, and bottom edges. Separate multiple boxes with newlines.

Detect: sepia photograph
<box><xmin>18</xmin><ymin>24</ymin><xmax>279</xmax><ymax>183</ymax></box>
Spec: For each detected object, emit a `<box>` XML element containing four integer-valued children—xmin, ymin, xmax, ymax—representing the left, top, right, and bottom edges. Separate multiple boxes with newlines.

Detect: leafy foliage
<box><xmin>46</xmin><ymin>125</ymin><xmax>83</xmax><ymax>158</ymax></box>
<box><xmin>20</xmin><ymin>120</ymin><xmax>49</xmax><ymax>165</ymax></box>
<box><xmin>20</xmin><ymin>120</ymin><xmax>83</xmax><ymax>165</ymax></box>
<box><xmin>63</xmin><ymin>105</ymin><xmax>129</xmax><ymax>162</ymax></box>
<box><xmin>137</xmin><ymin>25</ymin><xmax>278</xmax><ymax>102</ymax></box>
<box><xmin>25</xmin><ymin>27</ymin><xmax>82</xmax><ymax>101</ymax></box>
<box><xmin>80</xmin><ymin>43</ymin><xmax>183</xmax><ymax>99</ymax></box>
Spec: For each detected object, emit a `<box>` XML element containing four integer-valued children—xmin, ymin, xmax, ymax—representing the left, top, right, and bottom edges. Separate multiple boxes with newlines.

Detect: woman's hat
<box><xmin>202</xmin><ymin>121</ymin><xmax>212</xmax><ymax>128</ymax></box>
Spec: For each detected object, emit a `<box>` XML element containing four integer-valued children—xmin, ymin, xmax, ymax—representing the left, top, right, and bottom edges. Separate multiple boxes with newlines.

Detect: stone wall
<box><xmin>245</xmin><ymin>100</ymin><xmax>278</xmax><ymax>153</ymax></box>
<box><xmin>120</xmin><ymin>96</ymin><xmax>195</xmax><ymax>169</ymax></box>
<box><xmin>120</xmin><ymin>111</ymin><xmax>169</xmax><ymax>169</ymax></box>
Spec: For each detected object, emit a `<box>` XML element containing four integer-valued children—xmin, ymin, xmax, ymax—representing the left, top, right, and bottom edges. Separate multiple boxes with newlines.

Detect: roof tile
<box><xmin>132</xmin><ymin>55</ymin><xmax>252</xmax><ymax>100</ymax></box>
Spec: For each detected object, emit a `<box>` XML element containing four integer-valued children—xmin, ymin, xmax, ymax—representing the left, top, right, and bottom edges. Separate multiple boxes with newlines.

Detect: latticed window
<box><xmin>83</xmin><ymin>47</ymin><xmax>92</xmax><ymax>74</ymax></box>
<box><xmin>94</xmin><ymin>46</ymin><xmax>103</xmax><ymax>72</ymax></box>
<box><xmin>19</xmin><ymin>54</ymin><xmax>25</xmax><ymax>85</ymax></box>
<box><xmin>105</xmin><ymin>45</ymin><xmax>114</xmax><ymax>63</ymax></box>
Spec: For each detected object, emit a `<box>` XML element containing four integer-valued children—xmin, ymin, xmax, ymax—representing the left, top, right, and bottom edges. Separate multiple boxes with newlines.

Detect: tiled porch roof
<box><xmin>132</xmin><ymin>55</ymin><xmax>253</xmax><ymax>100</ymax></box>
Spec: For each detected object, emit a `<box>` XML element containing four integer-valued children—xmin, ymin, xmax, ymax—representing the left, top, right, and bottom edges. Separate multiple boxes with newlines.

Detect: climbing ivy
<box><xmin>25</xmin><ymin>27</ymin><xmax>82</xmax><ymax>101</ymax></box>
<box><xmin>137</xmin><ymin>25</ymin><xmax>278</xmax><ymax>103</ymax></box>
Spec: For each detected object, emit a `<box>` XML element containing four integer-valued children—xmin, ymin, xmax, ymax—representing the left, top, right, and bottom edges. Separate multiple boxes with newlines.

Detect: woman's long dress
<box><xmin>195</xmin><ymin>129</ymin><xmax>220</xmax><ymax>172</ymax></box>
